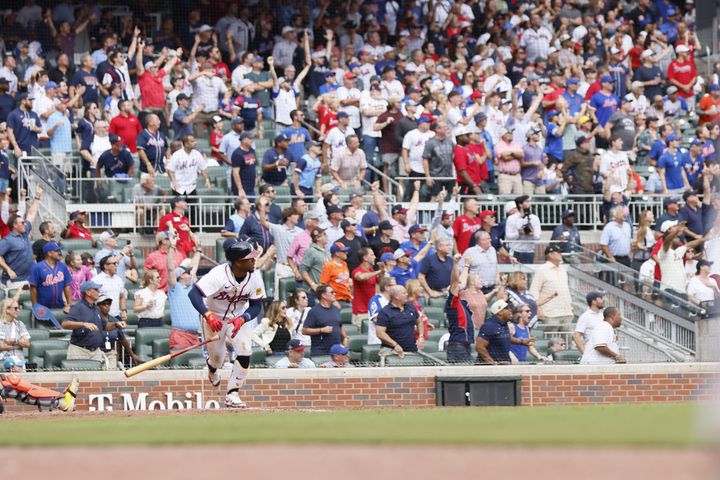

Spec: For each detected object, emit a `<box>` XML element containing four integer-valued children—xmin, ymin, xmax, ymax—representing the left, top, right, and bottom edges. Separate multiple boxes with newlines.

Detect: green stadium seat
<box><xmin>60</xmin><ymin>239</ymin><xmax>94</xmax><ymax>251</ymax></box>
<box><xmin>152</xmin><ymin>338</ymin><xmax>170</xmax><ymax>358</ymax></box>
<box><xmin>43</xmin><ymin>349</ymin><xmax>68</xmax><ymax>370</ymax></box>
<box><xmin>309</xmin><ymin>355</ymin><xmax>331</xmax><ymax>366</ymax></box>
<box><xmin>533</xmin><ymin>339</ymin><xmax>550</xmax><ymax>355</ymax></box>
<box><xmin>422</xmin><ymin>341</ymin><xmax>439</xmax><ymax>353</ymax></box>
<box><xmin>169</xmin><ymin>350</ymin><xmax>204</xmax><ymax>367</ymax></box>
<box><xmin>361</xmin><ymin>319</ymin><xmax>369</xmax><ymax>334</ymax></box>
<box><xmin>134</xmin><ymin>327</ymin><xmax>171</xmax><ymax>360</ymax></box>
<box><xmin>553</xmin><ymin>349</ymin><xmax>582</xmax><ymax>363</ymax></box>
<box><xmin>427</xmin><ymin>296</ymin><xmax>448</xmax><ymax>308</ymax></box>
<box><xmin>48</xmin><ymin>330</ymin><xmax>71</xmax><ymax>339</ymax></box>
<box><xmin>27</xmin><ymin>329</ymin><xmax>50</xmax><ymax>340</ymax></box>
<box><xmin>340</xmin><ymin>309</ymin><xmax>352</xmax><ymax>325</ymax></box>
<box><xmin>250</xmin><ymin>348</ymin><xmax>267</xmax><ymax>366</ymax></box>
<box><xmin>427</xmin><ymin>329</ymin><xmax>448</xmax><ymax>344</ymax></box>
<box><xmin>28</xmin><ymin>339</ymin><xmax>69</xmax><ymax>368</ymax></box>
<box><xmin>263</xmin><ymin>269</ymin><xmax>275</xmax><ymax>299</ymax></box>
<box><xmin>61</xmin><ymin>359</ymin><xmax>102</xmax><ymax>371</ymax></box>
<box><xmin>216</xmin><ymin>238</ymin><xmax>227</xmax><ymax>263</ymax></box>
<box><xmin>278</xmin><ymin>277</ymin><xmax>296</xmax><ymax>301</ymax></box>
<box><xmin>385</xmin><ymin>355</ymin><xmax>426</xmax><ymax>366</ymax></box>
<box><xmin>532</xmin><ymin>327</ymin><xmax>546</xmax><ymax>340</ymax></box>
<box><xmin>343</xmin><ymin>324</ymin><xmax>361</xmax><ymax>335</ymax></box>
<box><xmin>16</xmin><ymin>308</ymin><xmax>32</xmax><ymax>328</ymax></box>
<box><xmin>361</xmin><ymin>344</ymin><xmax>381</xmax><ymax>363</ymax></box>
<box><xmin>348</xmin><ymin>334</ymin><xmax>367</xmax><ymax>354</ymax></box>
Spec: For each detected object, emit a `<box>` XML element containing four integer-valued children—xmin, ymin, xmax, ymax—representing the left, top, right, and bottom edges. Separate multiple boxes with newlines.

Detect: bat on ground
<box><xmin>124</xmin><ymin>336</ymin><xmax>219</xmax><ymax>378</ymax></box>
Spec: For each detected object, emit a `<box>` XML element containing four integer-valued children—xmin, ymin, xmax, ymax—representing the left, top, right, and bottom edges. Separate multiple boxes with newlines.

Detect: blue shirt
<box><xmin>223</xmin><ymin>214</ymin><xmax>246</xmax><ymax>234</ymax></box>
<box><xmin>231</xmin><ymin>146</ymin><xmax>257</xmax><ymax>196</ymax></box>
<box><xmin>544</xmin><ymin>123</ymin><xmax>564</xmax><ymax>160</ymax></box>
<box><xmin>97</xmin><ymin>148</ymin><xmax>134</xmax><ymax>177</ymax></box>
<box><xmin>172</xmin><ymin>108</ymin><xmax>192</xmax><ymax>140</ymax></box>
<box><xmin>477</xmin><ymin>316</ymin><xmax>511</xmax><ymax>362</ymax></box>
<box><xmin>419</xmin><ymin>252</ymin><xmax>453</xmax><ymax>291</ymax></box>
<box><xmin>261</xmin><ymin>148</ymin><xmax>289</xmax><ymax>185</ymax></box>
<box><xmin>0</xmin><ymin>221</ymin><xmax>33</xmax><ymax>282</ymax></box>
<box><xmin>70</xmin><ymin>70</ymin><xmax>99</xmax><ymax>104</ymax></box>
<box><xmin>608</xmin><ymin>63</ymin><xmax>630</xmax><ymax>98</ymax></box>
<box><xmin>47</xmin><ymin>112</ymin><xmax>73</xmax><ymax>153</ymax></box>
<box><xmin>282</xmin><ymin>126</ymin><xmax>311</xmax><ymax>163</ymax></box>
<box><xmin>657</xmin><ymin>149</ymin><xmax>686</xmax><ymax>190</ymax></box>
<box><xmin>239</xmin><ymin>214</ymin><xmax>273</xmax><ymax>251</ymax></box>
<box><xmin>66</xmin><ymin>299</ymin><xmax>107</xmax><ymax>349</ymax></box>
<box><xmin>509</xmin><ymin>323</ymin><xmax>530</xmax><ymax>361</ymax></box>
<box><xmin>76</xmin><ymin>117</ymin><xmax>94</xmax><ymax>151</ymax></box>
<box><xmin>679</xmin><ymin>205</ymin><xmax>704</xmax><ymax>237</ymax></box>
<box><xmin>376</xmin><ymin>301</ymin><xmax>420</xmax><ymax>352</ymax></box>
<box><xmin>562</xmin><ymin>91</ymin><xmax>583</xmax><ymax>116</ymax></box>
<box><xmin>0</xmin><ymin>150</ymin><xmax>9</xmax><ymax>180</ymax></box>
<box><xmin>446</xmin><ymin>293</ymin><xmax>474</xmax><ymax>344</ymax></box>
<box><xmin>237</xmin><ymin>95</ymin><xmax>261</xmax><ymax>130</ymax></box>
<box><xmin>0</xmin><ymin>93</ymin><xmax>15</xmax><ymax>123</ymax></box>
<box><xmin>137</xmin><ymin>129</ymin><xmax>167</xmax><ymax>173</ymax></box>
<box><xmin>295</xmin><ymin>153</ymin><xmax>321</xmax><ymax>190</ymax></box>
<box><xmin>169</xmin><ymin>282</ymin><xmax>199</xmax><ymax>332</ymax></box>
<box><xmin>589</xmin><ymin>92</ymin><xmax>619</xmax><ymax>127</ymax></box>
<box><xmin>648</xmin><ymin>138</ymin><xmax>667</xmax><ymax>162</ymax></box>
<box><xmin>28</xmin><ymin>260</ymin><xmax>71</xmax><ymax>308</ymax></box>
<box><xmin>7</xmin><ymin>108</ymin><xmax>40</xmax><ymax>153</ymax></box>
<box><xmin>303</xmin><ymin>303</ymin><xmax>342</xmax><ymax>356</ymax></box>
<box><xmin>682</xmin><ymin>151</ymin><xmax>703</xmax><ymax>187</ymax></box>
<box><xmin>600</xmin><ymin>221</ymin><xmax>633</xmax><ymax>256</ymax></box>
<box><xmin>389</xmin><ymin>259</ymin><xmax>419</xmax><ymax>286</ymax></box>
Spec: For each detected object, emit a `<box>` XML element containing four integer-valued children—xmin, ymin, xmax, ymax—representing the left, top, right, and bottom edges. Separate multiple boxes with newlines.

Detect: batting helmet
<box><xmin>224</xmin><ymin>239</ymin><xmax>260</xmax><ymax>262</ymax></box>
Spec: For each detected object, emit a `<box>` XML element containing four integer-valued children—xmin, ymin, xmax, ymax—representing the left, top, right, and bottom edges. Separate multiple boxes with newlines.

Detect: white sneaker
<box><xmin>207</xmin><ymin>365</ymin><xmax>221</xmax><ymax>387</ymax></box>
<box><xmin>224</xmin><ymin>391</ymin><xmax>246</xmax><ymax>408</ymax></box>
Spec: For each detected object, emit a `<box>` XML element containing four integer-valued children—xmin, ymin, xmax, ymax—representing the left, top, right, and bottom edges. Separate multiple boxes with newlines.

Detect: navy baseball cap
<box><xmin>287</xmin><ymin>339</ymin><xmax>305</xmax><ymax>351</ymax></box>
<box><xmin>417</xmin><ymin>116</ymin><xmax>432</xmax><ymax>124</ymax></box>
<box><xmin>231</xmin><ymin>117</ymin><xmax>245</xmax><ymax>125</ymax></box>
<box><xmin>274</xmin><ymin>133</ymin><xmax>290</xmax><ymax>143</ymax></box>
<box><xmin>324</xmin><ymin>71</ymin><xmax>336</xmax><ymax>78</ymax></box>
<box><xmin>391</xmin><ymin>205</ymin><xmax>408</xmax><ymax>215</ymax></box>
<box><xmin>378</xmin><ymin>220</ymin><xmax>393</xmax><ymax>231</ymax></box>
<box><xmin>337</xmin><ymin>111</ymin><xmax>349</xmax><ymax>119</ymax></box>
<box><xmin>600</xmin><ymin>75</ymin><xmax>614</xmax><ymax>83</ymax></box>
<box><xmin>42</xmin><ymin>242</ymin><xmax>63</xmax><ymax>254</ymax></box>
<box><xmin>330</xmin><ymin>242</ymin><xmax>350</xmax><ymax>254</ymax></box>
<box><xmin>408</xmin><ymin>225</ymin><xmax>427</xmax><ymax>235</ymax></box>
<box><xmin>326</xmin><ymin>205</ymin><xmax>343</xmax><ymax>215</ymax></box>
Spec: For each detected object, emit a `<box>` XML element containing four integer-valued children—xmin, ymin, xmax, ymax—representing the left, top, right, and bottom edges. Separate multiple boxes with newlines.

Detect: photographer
<box><xmin>504</xmin><ymin>195</ymin><xmax>541</xmax><ymax>264</ymax></box>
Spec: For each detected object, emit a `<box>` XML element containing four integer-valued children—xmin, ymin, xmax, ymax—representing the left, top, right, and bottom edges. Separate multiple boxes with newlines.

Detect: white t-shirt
<box><xmin>273</xmin><ymin>86</ymin><xmax>299</xmax><ymax>125</ymax></box>
<box><xmin>360</xmin><ymin>96</ymin><xmax>387</xmax><ymax>139</ymax></box>
<box><xmin>287</xmin><ymin>306</ymin><xmax>312</xmax><ymax>346</ymax></box>
<box><xmin>90</xmin><ymin>135</ymin><xmax>111</xmax><ymax>162</ymax></box>
<box><xmin>402</xmin><ymin>128</ymin><xmax>435</xmax><ymax>173</ymax></box>
<box><xmin>92</xmin><ymin>272</ymin><xmax>126</xmax><ymax>317</ymax></box>
<box><xmin>195</xmin><ymin>264</ymin><xmax>266</xmax><ymax>321</ymax></box>
<box><xmin>336</xmin><ymin>86</ymin><xmax>362</xmax><ymax>129</ymax></box>
<box><xmin>485</xmin><ymin>106</ymin><xmax>507</xmax><ymax>145</ymax></box>
<box><xmin>600</xmin><ymin>150</ymin><xmax>630</xmax><ymax>190</ymax></box>
<box><xmin>574</xmin><ymin>309</ymin><xmax>604</xmax><ymax>346</ymax></box>
<box><xmin>381</xmin><ymin>79</ymin><xmax>405</xmax><ymax>100</ymax></box>
<box><xmin>324</xmin><ymin>126</ymin><xmax>356</xmax><ymax>162</ymax></box>
<box><xmin>657</xmin><ymin>245</ymin><xmax>688</xmax><ymax>293</ymax></box>
<box><xmin>134</xmin><ymin>288</ymin><xmax>167</xmax><ymax>320</ymax></box>
<box><xmin>687</xmin><ymin>277</ymin><xmax>716</xmax><ymax>303</ymax></box>
<box><xmin>167</xmin><ymin>148</ymin><xmax>207</xmax><ymax>195</ymax></box>
<box><xmin>580</xmin><ymin>321</ymin><xmax>619</xmax><ymax>365</ymax></box>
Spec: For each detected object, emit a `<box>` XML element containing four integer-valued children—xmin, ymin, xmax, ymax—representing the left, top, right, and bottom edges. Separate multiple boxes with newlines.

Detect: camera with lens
<box><xmin>522</xmin><ymin>210</ymin><xmax>533</xmax><ymax>235</ymax></box>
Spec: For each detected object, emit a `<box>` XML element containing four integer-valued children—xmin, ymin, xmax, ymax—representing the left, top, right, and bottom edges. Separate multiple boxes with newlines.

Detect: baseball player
<box><xmin>188</xmin><ymin>239</ymin><xmax>265</xmax><ymax>408</ymax></box>
<box><xmin>0</xmin><ymin>374</ymin><xmax>79</xmax><ymax>413</ymax></box>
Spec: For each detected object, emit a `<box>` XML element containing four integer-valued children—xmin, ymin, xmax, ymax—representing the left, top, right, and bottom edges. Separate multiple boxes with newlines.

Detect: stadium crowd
<box><xmin>0</xmin><ymin>0</ymin><xmax>719</xmax><ymax>373</ymax></box>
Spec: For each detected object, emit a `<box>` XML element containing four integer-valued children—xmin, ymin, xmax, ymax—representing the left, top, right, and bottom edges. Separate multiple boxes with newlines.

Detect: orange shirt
<box><xmin>320</xmin><ymin>259</ymin><xmax>352</xmax><ymax>302</ymax></box>
<box><xmin>698</xmin><ymin>94</ymin><xmax>720</xmax><ymax>125</ymax></box>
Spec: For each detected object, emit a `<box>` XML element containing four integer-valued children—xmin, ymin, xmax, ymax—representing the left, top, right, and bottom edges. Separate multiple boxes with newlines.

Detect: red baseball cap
<box><xmin>470</xmin><ymin>91</ymin><xmax>483</xmax><ymax>101</ymax></box>
<box><xmin>479</xmin><ymin>210</ymin><xmax>497</xmax><ymax>220</ymax></box>
<box><xmin>343</xmin><ymin>72</ymin><xmax>356</xmax><ymax>80</ymax></box>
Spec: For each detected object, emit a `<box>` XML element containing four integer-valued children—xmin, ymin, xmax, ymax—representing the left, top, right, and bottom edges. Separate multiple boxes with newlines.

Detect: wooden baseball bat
<box><xmin>124</xmin><ymin>336</ymin><xmax>219</xmax><ymax>378</ymax></box>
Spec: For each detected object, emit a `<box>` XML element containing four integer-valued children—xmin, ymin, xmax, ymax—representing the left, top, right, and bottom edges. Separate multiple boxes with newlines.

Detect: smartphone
<box><xmin>126</xmin><ymin>240</ymin><xmax>132</xmax><ymax>245</ymax></box>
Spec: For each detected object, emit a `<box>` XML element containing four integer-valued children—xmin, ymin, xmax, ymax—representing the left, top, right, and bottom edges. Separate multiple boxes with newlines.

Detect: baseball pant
<box><xmin>202</xmin><ymin>317</ymin><xmax>254</xmax><ymax>393</ymax></box>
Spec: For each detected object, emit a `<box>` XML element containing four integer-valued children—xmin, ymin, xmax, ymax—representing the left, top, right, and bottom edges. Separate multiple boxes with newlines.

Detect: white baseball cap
<box><xmin>490</xmin><ymin>299</ymin><xmax>510</xmax><ymax>315</ymax></box>
<box><xmin>504</xmin><ymin>200</ymin><xmax>517</xmax><ymax>215</ymax></box>
<box><xmin>641</xmin><ymin>49</ymin><xmax>655</xmax><ymax>59</ymax></box>
<box><xmin>661</xmin><ymin>220</ymin><xmax>679</xmax><ymax>233</ymax></box>
<box><xmin>676</xmin><ymin>45</ymin><xmax>690</xmax><ymax>54</ymax></box>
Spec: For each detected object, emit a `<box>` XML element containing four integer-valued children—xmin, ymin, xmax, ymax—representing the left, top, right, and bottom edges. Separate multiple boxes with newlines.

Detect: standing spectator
<box><xmin>337</xmin><ymin>218</ymin><xmax>368</xmax><ymax>273</ymax></box>
<box><xmin>370</xmin><ymin>220</ymin><xmax>399</xmax><ymax>259</ymax></box>
<box><xmin>293</xmin><ymin>141</ymin><xmax>323</xmax><ymax>199</ymax></box>
<box><xmin>46</xmin><ymin>100</ymin><xmax>72</xmax><ymax>171</ymax></box>
<box><xmin>133</xmin><ymin>270</ymin><xmax>167</xmax><ymax>328</ymax></box>
<box><xmin>66</xmin><ymin>252</ymin><xmax>94</xmax><ymax>302</ymax></box>
<box><xmin>6</xmin><ymin>93</ymin><xmax>41</xmax><ymax>157</ymax></box>
<box><xmin>29</xmin><ymin>242</ymin><xmax>71</xmax><ymax>311</ymax></box>
<box><xmin>422</xmin><ymin>121</ymin><xmax>454</xmax><ymax>201</ymax></box>
<box><xmin>252</xmin><ymin>300</ymin><xmax>294</xmax><ymax>356</ymax></box>
<box><xmin>231</xmin><ymin>132</ymin><xmax>257</xmax><ymax>198</ymax></box>
<box><xmin>167</xmin><ymin>236</ymin><xmax>200</xmax><ymax>350</ymax></box>
<box><xmin>96</xmin><ymin>294</ymin><xmax>141</xmax><ymax>369</ymax></box>
<box><xmin>529</xmin><ymin>245</ymin><xmax>574</xmax><ymax>334</ymax></box>
<box><xmin>605</xmin><ymin>96</ymin><xmax>637</xmax><ymax>155</ymax></box>
<box><xmin>460</xmin><ymin>231</ymin><xmax>499</xmax><ymax>294</ymax></box>
<box><xmin>562</xmin><ymin>136</ymin><xmax>595</xmax><ymax>194</ymax></box>
<box><xmin>573</xmin><ymin>291</ymin><xmax>606</xmax><ymax>354</ymax></box>
<box><xmin>453</xmin><ymin>198</ymin><xmax>483</xmax><ymax>254</ymax></box>
<box><xmin>299</xmin><ymin>228</ymin><xmax>330</xmax><ymax>298</ymax></box>
<box><xmin>136</xmin><ymin>114</ymin><xmax>169</xmax><ymax>175</ymax></box>
<box><xmin>360</xmin><ymin>84</ymin><xmax>387</xmax><ymax>171</ymax></box>
<box><xmin>287</xmin><ymin>211</ymin><xmax>322</xmax><ymax>279</ymax></box>
<box><xmin>62</xmin><ymin>280</ymin><xmax>126</xmax><ymax>369</ymax></box>
<box><xmin>505</xmin><ymin>271</ymin><xmax>541</xmax><ymax>329</ymax></box>
<box><xmin>320</xmin><ymin>242</ymin><xmax>352</xmax><ymax>306</ymax></box>
<box><xmin>235</xmin><ymin>81</ymin><xmax>264</xmax><ymax>137</ymax></box>
<box><xmin>0</xmin><ymin>297</ymin><xmax>31</xmax><ymax>370</ymax></box>
<box><xmin>580</xmin><ymin>307</ymin><xmax>626</xmax><ymax>364</ymax></box>
<box><xmin>261</xmin><ymin>134</ymin><xmax>291</xmax><ymax>186</ymax></box>
<box><xmin>221</xmin><ymin>198</ymin><xmax>252</xmax><ymax>238</ymax></box>
<box><xmin>376</xmin><ymin>98</ymin><xmax>403</xmax><ymax>191</ymax></box>
<box><xmin>418</xmin><ymin>238</ymin><xmax>453</xmax><ymax>298</ymax></box>
<box><xmin>634</xmin><ymin>50</ymin><xmax>663</xmax><ymax>101</ymax></box>
<box><xmin>92</xmin><ymin>255</ymin><xmax>127</xmax><ymax>322</ymax></box>
<box><xmin>666</xmin><ymin>45</ymin><xmax>698</xmax><ymax>110</ymax></box>
<box><xmin>323</xmin><ymin>112</ymin><xmax>355</xmax><ymax>170</ymax></box>
<box><xmin>330</xmin><ymin>134</ymin><xmax>367</xmax><ymax>190</ymax></box>
<box><xmin>157</xmin><ymin>196</ymin><xmax>198</xmax><ymax>259</ymax></box>
<box><xmin>697</xmin><ymin>84</ymin><xmax>720</xmax><ymax>126</ymax></box>
<box><xmin>32</xmin><ymin>221</ymin><xmax>57</xmax><ymax>262</ymax></box>
<box><xmin>453</xmin><ymin>127</ymin><xmax>486</xmax><ymax>196</ymax></box>
<box><xmin>521</xmin><ymin>128</ymin><xmax>546</xmax><ymax>195</ymax></box>
<box><xmin>445</xmin><ymin>253</ymin><xmax>475</xmax><ymax>363</ymax></box>
<box><xmin>590</xmin><ymin>76</ymin><xmax>620</xmax><ymax>128</ymax></box>
<box><xmin>657</xmin><ymin>134</ymin><xmax>690</xmax><ymax>196</ymax></box>
<box><xmin>189</xmin><ymin>61</ymin><xmax>227</xmax><ymax>138</ymax></box>
<box><xmin>679</xmin><ymin>190</ymin><xmax>704</xmax><ymax>240</ymax></box>
<box><xmin>144</xmin><ymin>232</ymin><xmax>184</xmax><ymax>293</ymax></box>
<box><xmin>351</xmin><ymin>247</ymin><xmax>382</xmax><ymax>327</ymax></box>
<box><xmin>401</xmin><ymin>117</ymin><xmax>435</xmax><ymax>201</ymax></box>
<box><xmin>95</xmin><ymin>134</ymin><xmax>134</xmax><ymax>178</ymax></box>
<box><xmin>505</xmin><ymin>195</ymin><xmax>541</xmax><ymax>264</ymax></box>
<box><xmin>171</xmin><ymin>93</ymin><xmax>203</xmax><ymax>141</ymax></box>
<box><xmin>476</xmin><ymin>300</ymin><xmax>515</xmax><ymax>364</ymax></box>
<box><xmin>239</xmin><ymin>199</ymin><xmax>273</xmax><ymax>253</ymax></box>
<box><xmin>551</xmin><ymin>210</ymin><xmax>582</xmax><ymax>254</ymax></box>
<box><xmin>599</xmin><ymin>136</ymin><xmax>631</xmax><ymax>192</ymax></box>
<box><xmin>658</xmin><ymin>223</ymin><xmax>708</xmax><ymax>298</ymax></box>
<box><xmin>375</xmin><ymin>285</ymin><xmax>423</xmax><ymax>366</ymax></box>
<box><xmin>268</xmin><ymin>55</ymin><xmax>311</xmax><ymax>128</ymax></box>
<box><xmin>135</xmin><ymin>44</ymin><xmax>181</xmax><ymax>137</ymax></box>
<box><xmin>71</xmin><ymin>55</ymin><xmax>99</xmax><ymax>106</ymax></box>
<box><xmin>281</xmin><ymin>109</ymin><xmax>310</xmax><ymax>164</ymax></box>
<box><xmin>0</xmin><ymin>196</ymin><xmax>41</xmax><ymax>287</ymax></box>
<box><xmin>286</xmin><ymin>290</ymin><xmax>312</xmax><ymax>347</ymax></box>
<box><xmin>301</xmin><ymin>284</ymin><xmax>348</xmax><ymax>357</ymax></box>
<box><xmin>109</xmin><ymin>100</ymin><xmax>141</xmax><ymax>153</ymax></box>
<box><xmin>389</xmin><ymin>242</ymin><xmax>432</xmax><ymax>287</ymax></box>
<box><xmin>260</xmin><ymin>207</ymin><xmax>303</xmax><ymax>296</ymax></box>
<box><xmin>495</xmin><ymin>128</ymin><xmax>524</xmax><ymax>195</ymax></box>
<box><xmin>166</xmin><ymin>135</ymin><xmax>212</xmax><ymax>197</ymax></box>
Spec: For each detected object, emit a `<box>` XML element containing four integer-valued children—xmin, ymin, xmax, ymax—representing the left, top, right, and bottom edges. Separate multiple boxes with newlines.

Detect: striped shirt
<box><xmin>191</xmin><ymin>75</ymin><xmax>227</xmax><ymax>113</ymax></box>
<box><xmin>0</xmin><ymin>320</ymin><xmax>30</xmax><ymax>362</ymax></box>
<box><xmin>267</xmin><ymin>223</ymin><xmax>303</xmax><ymax>263</ymax></box>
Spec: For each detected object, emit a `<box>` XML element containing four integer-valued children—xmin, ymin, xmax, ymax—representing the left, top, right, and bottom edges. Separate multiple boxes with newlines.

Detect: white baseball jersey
<box><xmin>196</xmin><ymin>264</ymin><xmax>266</xmax><ymax>321</ymax></box>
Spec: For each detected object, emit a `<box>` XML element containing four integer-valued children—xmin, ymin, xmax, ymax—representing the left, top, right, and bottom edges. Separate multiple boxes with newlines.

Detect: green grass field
<box><xmin>2</xmin><ymin>404</ymin><xmax>704</xmax><ymax>447</ymax></box>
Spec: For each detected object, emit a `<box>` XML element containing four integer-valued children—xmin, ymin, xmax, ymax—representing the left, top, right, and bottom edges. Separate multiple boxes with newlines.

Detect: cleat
<box><xmin>59</xmin><ymin>377</ymin><xmax>79</xmax><ymax>412</ymax></box>
<box><xmin>207</xmin><ymin>365</ymin><xmax>221</xmax><ymax>387</ymax></box>
<box><xmin>224</xmin><ymin>391</ymin><xmax>246</xmax><ymax>408</ymax></box>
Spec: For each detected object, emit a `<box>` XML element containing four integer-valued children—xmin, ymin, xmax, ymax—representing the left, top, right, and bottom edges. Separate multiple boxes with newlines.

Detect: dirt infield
<box><xmin>2</xmin><ymin>446</ymin><xmax>717</xmax><ymax>480</ymax></box>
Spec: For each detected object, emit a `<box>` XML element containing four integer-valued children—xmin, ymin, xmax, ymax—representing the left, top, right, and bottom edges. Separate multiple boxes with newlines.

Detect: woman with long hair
<box><xmin>688</xmin><ymin>260</ymin><xmax>720</xmax><ymax>305</ymax></box>
<box><xmin>66</xmin><ymin>251</ymin><xmax>94</xmax><ymax>302</ymax></box>
<box><xmin>286</xmin><ymin>289</ymin><xmax>312</xmax><ymax>346</ymax></box>
<box><xmin>252</xmin><ymin>300</ymin><xmax>293</xmax><ymax>355</ymax></box>
<box><xmin>631</xmin><ymin>210</ymin><xmax>655</xmax><ymax>271</ymax></box>
<box><xmin>509</xmin><ymin>304</ymin><xmax>546</xmax><ymax>363</ymax></box>
<box><xmin>0</xmin><ymin>297</ymin><xmax>30</xmax><ymax>372</ymax></box>
<box><xmin>133</xmin><ymin>269</ymin><xmax>167</xmax><ymax>328</ymax></box>
<box><xmin>505</xmin><ymin>271</ymin><xmax>540</xmax><ymax>328</ymax></box>
<box><xmin>405</xmin><ymin>279</ymin><xmax>431</xmax><ymax>341</ymax></box>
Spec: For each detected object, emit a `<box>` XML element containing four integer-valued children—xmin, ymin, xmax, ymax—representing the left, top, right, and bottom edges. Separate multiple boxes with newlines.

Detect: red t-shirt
<box><xmin>210</xmin><ymin>130</ymin><xmax>224</xmax><ymax>162</ymax></box>
<box><xmin>453</xmin><ymin>144</ymin><xmax>483</xmax><ymax>186</ymax></box>
<box><xmin>214</xmin><ymin>62</ymin><xmax>231</xmax><ymax>79</ymax></box>
<box><xmin>666</xmin><ymin>59</ymin><xmax>698</xmax><ymax>98</ymax></box>
<box><xmin>157</xmin><ymin>212</ymin><xmax>195</xmax><ymax>258</ymax></box>
<box><xmin>697</xmin><ymin>94</ymin><xmax>720</xmax><ymax>125</ymax></box>
<box><xmin>584</xmin><ymin>80</ymin><xmax>602</xmax><ymax>101</ymax></box>
<box><xmin>628</xmin><ymin>45</ymin><xmax>642</xmax><ymax>69</ymax></box>
<box><xmin>109</xmin><ymin>113</ymin><xmax>142</xmax><ymax>152</ymax></box>
<box><xmin>137</xmin><ymin>70</ymin><xmax>166</xmax><ymax>109</ymax></box>
<box><xmin>145</xmin><ymin>247</ymin><xmax>183</xmax><ymax>292</ymax></box>
<box><xmin>651</xmin><ymin>238</ymin><xmax>663</xmax><ymax>281</ymax></box>
<box><xmin>452</xmin><ymin>215</ymin><xmax>483</xmax><ymax>254</ymax></box>
<box><xmin>542</xmin><ymin>85</ymin><xmax>565</xmax><ymax>112</ymax></box>
<box><xmin>317</xmin><ymin>105</ymin><xmax>337</xmax><ymax>134</ymax></box>
<box><xmin>467</xmin><ymin>143</ymin><xmax>489</xmax><ymax>182</ymax></box>
<box><xmin>67</xmin><ymin>222</ymin><xmax>92</xmax><ymax>240</ymax></box>
<box><xmin>351</xmin><ymin>265</ymin><xmax>377</xmax><ymax>314</ymax></box>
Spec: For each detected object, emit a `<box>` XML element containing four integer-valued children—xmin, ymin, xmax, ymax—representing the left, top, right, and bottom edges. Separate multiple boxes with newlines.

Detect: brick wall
<box><xmin>4</xmin><ymin>364</ymin><xmax>718</xmax><ymax>413</ymax></box>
